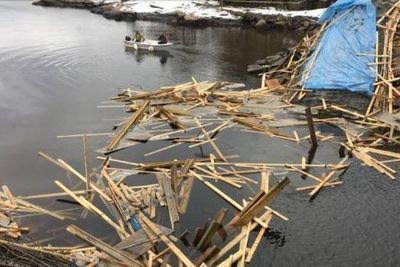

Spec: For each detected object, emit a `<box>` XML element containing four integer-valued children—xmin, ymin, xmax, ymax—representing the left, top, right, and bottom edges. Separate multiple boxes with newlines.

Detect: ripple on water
<box><xmin>261</xmin><ymin>163</ymin><xmax>400</xmax><ymax>266</ymax></box>
<box><xmin>0</xmin><ymin>43</ymin><xmax>86</xmax><ymax>89</ymax></box>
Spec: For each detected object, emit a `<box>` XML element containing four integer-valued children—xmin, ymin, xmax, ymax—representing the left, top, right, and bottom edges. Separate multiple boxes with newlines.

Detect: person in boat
<box><xmin>158</xmin><ymin>33</ymin><xmax>167</xmax><ymax>44</ymax></box>
<box><xmin>132</xmin><ymin>31</ymin><xmax>145</xmax><ymax>43</ymax></box>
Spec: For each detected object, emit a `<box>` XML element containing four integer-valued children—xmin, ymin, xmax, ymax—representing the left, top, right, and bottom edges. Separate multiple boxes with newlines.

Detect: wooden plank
<box><xmin>233</xmin><ymin>117</ymin><xmax>295</xmax><ymax>141</ymax></box>
<box><xmin>21</xmin><ymin>184</ymin><xmax>157</xmax><ymax>200</ymax></box>
<box><xmin>171</xmin><ymin>163</ymin><xmax>178</xmax><ymax>193</ymax></box>
<box><xmin>145</xmin><ymin>143</ymin><xmax>182</xmax><ymax>157</ymax></box>
<box><xmin>363</xmin><ymin>147</ymin><xmax>400</xmax><ymax>160</ymax></box>
<box><xmin>301</xmin><ymin>157</ymin><xmax>306</xmax><ymax>170</ymax></box>
<box><xmin>178</xmin><ymin>176</ymin><xmax>195</xmax><ymax>214</ymax></box>
<box><xmin>289</xmin><ymin>166</ymin><xmax>322</xmax><ymax>182</ymax></box>
<box><xmin>37</xmin><ymin>151</ymin><xmax>65</xmax><ymax>169</ymax></box>
<box><xmin>206</xmin><ymin>211</ymin><xmax>271</xmax><ymax>266</ymax></box>
<box><xmin>57</xmin><ymin>159</ymin><xmax>112</xmax><ymax>202</ymax></box>
<box><xmin>231</xmin><ymin>177</ymin><xmax>290</xmax><ymax>226</ymax></box>
<box><xmin>193</xmin><ymin>245</ymin><xmax>220</xmax><ymax>266</ymax></box>
<box><xmin>101</xmin><ymin>170</ymin><xmax>127</xmax><ymax>201</ymax></box>
<box><xmin>138</xmin><ymin>212</ymin><xmax>195</xmax><ymax>267</ymax></box>
<box><xmin>245</xmin><ymin>213</ymin><xmax>273</xmax><ymax>262</ymax></box>
<box><xmin>55</xmin><ymin>180</ymin><xmax>126</xmax><ymax>237</ymax></box>
<box><xmin>309</xmin><ymin>157</ymin><xmax>349</xmax><ymax>199</ymax></box>
<box><xmin>66</xmin><ymin>225</ymin><xmax>142</xmax><ymax>266</ymax></box>
<box><xmin>179</xmin><ymin>159</ymin><xmax>195</xmax><ymax>178</ymax></box>
<box><xmin>191</xmin><ymin>171</ymin><xmax>269</xmax><ymax>228</ymax></box>
<box><xmin>2</xmin><ymin>186</ymin><xmax>17</xmax><ymax>208</ymax></box>
<box><xmin>107</xmin><ymin>100</ymin><xmax>149</xmax><ymax>151</ymax></box>
<box><xmin>260</xmin><ymin>171</ymin><xmax>269</xmax><ymax>192</ymax></box>
<box><xmin>296</xmin><ymin>181</ymin><xmax>344</xmax><ymax>191</ymax></box>
<box><xmin>194</xmin><ymin>117</ymin><xmax>227</xmax><ymax>161</ymax></box>
<box><xmin>197</xmin><ymin>209</ymin><xmax>227</xmax><ymax>251</ymax></box>
<box><xmin>159</xmin><ymin>107</ymin><xmax>187</xmax><ymax>129</ymax></box>
<box><xmin>82</xmin><ymin>134</ymin><xmax>90</xmax><ymax>199</ymax></box>
<box><xmin>156</xmin><ymin>173</ymin><xmax>179</xmax><ymax>227</ymax></box>
<box><xmin>140</xmin><ymin>158</ymin><xmax>211</xmax><ymax>170</ymax></box>
<box><xmin>0</xmin><ymin>192</ymin><xmax>64</xmax><ymax>220</ymax></box>
<box><xmin>238</xmin><ymin>222</ymin><xmax>251</xmax><ymax>267</ymax></box>
<box><xmin>194</xmin><ymin>165</ymin><xmax>242</xmax><ymax>188</ymax></box>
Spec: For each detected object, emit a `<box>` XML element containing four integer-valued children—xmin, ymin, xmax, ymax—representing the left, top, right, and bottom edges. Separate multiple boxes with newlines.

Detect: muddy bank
<box><xmin>33</xmin><ymin>0</ymin><xmax>320</xmax><ymax>30</ymax></box>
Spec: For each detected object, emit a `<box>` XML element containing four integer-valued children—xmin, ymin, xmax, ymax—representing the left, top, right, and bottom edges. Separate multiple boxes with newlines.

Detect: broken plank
<box><xmin>66</xmin><ymin>225</ymin><xmax>142</xmax><ymax>266</ymax></box>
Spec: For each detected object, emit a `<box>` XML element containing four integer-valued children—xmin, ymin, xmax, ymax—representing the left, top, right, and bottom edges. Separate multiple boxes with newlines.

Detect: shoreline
<box><xmin>32</xmin><ymin>0</ymin><xmax>323</xmax><ymax>31</ymax></box>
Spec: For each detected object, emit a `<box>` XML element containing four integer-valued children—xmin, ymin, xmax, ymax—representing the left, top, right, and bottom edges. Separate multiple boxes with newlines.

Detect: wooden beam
<box><xmin>107</xmin><ymin>100</ymin><xmax>149</xmax><ymax>151</ymax></box>
<box><xmin>231</xmin><ymin>177</ymin><xmax>290</xmax><ymax>226</ymax></box>
<box><xmin>138</xmin><ymin>212</ymin><xmax>195</xmax><ymax>267</ymax></box>
<box><xmin>66</xmin><ymin>225</ymin><xmax>142</xmax><ymax>266</ymax></box>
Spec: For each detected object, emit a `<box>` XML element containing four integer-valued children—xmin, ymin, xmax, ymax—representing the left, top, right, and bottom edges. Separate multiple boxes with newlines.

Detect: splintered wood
<box><xmin>0</xmin><ymin>79</ymin><xmax>300</xmax><ymax>266</ymax></box>
<box><xmin>5</xmin><ymin>5</ymin><xmax>400</xmax><ymax>262</ymax></box>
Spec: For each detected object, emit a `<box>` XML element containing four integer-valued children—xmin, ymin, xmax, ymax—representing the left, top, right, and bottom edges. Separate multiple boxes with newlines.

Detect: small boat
<box><xmin>124</xmin><ymin>37</ymin><xmax>173</xmax><ymax>51</ymax></box>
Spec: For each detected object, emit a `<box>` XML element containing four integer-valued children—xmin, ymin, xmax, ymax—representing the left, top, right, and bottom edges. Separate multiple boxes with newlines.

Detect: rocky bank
<box><xmin>33</xmin><ymin>0</ymin><xmax>321</xmax><ymax>31</ymax></box>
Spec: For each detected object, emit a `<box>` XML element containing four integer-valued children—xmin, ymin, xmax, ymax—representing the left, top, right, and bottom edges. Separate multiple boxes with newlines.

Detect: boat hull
<box><xmin>123</xmin><ymin>40</ymin><xmax>173</xmax><ymax>51</ymax></box>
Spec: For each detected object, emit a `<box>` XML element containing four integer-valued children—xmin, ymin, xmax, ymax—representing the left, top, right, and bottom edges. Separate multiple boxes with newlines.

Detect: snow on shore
<box><xmin>114</xmin><ymin>0</ymin><xmax>325</xmax><ymax>20</ymax></box>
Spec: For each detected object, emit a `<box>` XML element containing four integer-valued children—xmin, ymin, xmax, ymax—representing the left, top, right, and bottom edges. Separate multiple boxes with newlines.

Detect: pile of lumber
<box><xmin>367</xmin><ymin>1</ymin><xmax>400</xmax><ymax>115</ymax></box>
<box><xmin>2</xmin><ymin>3</ymin><xmax>400</xmax><ymax>267</ymax></box>
<box><xmin>3</xmin><ymin>68</ymin><xmax>400</xmax><ymax>265</ymax></box>
<box><xmin>0</xmin><ymin>78</ymin><xmax>357</xmax><ymax>266</ymax></box>
<box><xmin>250</xmin><ymin>0</ymin><xmax>400</xmax><ymax>113</ymax></box>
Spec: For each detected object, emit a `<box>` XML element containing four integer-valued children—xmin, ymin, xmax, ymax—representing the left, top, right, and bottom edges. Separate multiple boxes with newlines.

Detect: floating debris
<box><xmin>2</xmin><ymin>1</ymin><xmax>400</xmax><ymax>266</ymax></box>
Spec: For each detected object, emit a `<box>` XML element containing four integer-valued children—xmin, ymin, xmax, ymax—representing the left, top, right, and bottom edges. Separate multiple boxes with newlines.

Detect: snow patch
<box><xmin>116</xmin><ymin>0</ymin><xmax>325</xmax><ymax>20</ymax></box>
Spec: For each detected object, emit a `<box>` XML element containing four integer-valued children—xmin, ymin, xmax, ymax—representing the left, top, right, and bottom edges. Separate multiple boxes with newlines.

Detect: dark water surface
<box><xmin>1</xmin><ymin>1</ymin><xmax>400</xmax><ymax>266</ymax></box>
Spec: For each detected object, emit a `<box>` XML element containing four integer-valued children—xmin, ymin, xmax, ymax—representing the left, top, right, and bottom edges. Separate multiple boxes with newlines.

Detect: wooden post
<box><xmin>82</xmin><ymin>133</ymin><xmax>90</xmax><ymax>199</ymax></box>
<box><xmin>305</xmin><ymin>107</ymin><xmax>318</xmax><ymax>150</ymax></box>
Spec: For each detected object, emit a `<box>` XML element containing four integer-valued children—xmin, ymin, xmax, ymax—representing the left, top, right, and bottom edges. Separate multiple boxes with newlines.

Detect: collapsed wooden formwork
<box><xmin>257</xmin><ymin>0</ymin><xmax>400</xmax><ymax>115</ymax></box>
<box><xmin>366</xmin><ymin>1</ymin><xmax>400</xmax><ymax>115</ymax></box>
<box><xmin>2</xmin><ymin>3</ymin><xmax>400</xmax><ymax>266</ymax></box>
<box><xmin>3</xmin><ymin>71</ymin><xmax>400</xmax><ymax>266</ymax></box>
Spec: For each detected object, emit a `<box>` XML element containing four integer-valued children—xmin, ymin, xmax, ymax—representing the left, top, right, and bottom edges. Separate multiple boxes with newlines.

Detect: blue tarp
<box><xmin>302</xmin><ymin>0</ymin><xmax>376</xmax><ymax>93</ymax></box>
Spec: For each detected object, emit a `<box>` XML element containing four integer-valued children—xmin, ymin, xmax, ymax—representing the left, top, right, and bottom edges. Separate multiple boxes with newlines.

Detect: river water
<box><xmin>1</xmin><ymin>1</ymin><xmax>400</xmax><ymax>266</ymax></box>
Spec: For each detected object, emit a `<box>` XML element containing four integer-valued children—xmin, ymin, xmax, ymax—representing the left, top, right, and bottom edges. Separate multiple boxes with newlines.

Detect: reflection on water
<box><xmin>124</xmin><ymin>47</ymin><xmax>173</xmax><ymax>65</ymax></box>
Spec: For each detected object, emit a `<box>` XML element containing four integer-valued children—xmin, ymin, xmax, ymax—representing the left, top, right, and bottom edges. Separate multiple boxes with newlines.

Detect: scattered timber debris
<box><xmin>2</xmin><ymin>2</ymin><xmax>400</xmax><ymax>266</ymax></box>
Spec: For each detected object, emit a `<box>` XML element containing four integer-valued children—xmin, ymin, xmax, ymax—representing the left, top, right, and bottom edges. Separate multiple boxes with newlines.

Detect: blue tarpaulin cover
<box><xmin>302</xmin><ymin>0</ymin><xmax>376</xmax><ymax>93</ymax></box>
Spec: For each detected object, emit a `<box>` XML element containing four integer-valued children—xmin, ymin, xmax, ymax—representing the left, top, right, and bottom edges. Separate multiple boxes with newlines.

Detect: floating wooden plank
<box><xmin>107</xmin><ymin>100</ymin><xmax>149</xmax><ymax>151</ymax></box>
<box><xmin>245</xmin><ymin>213</ymin><xmax>273</xmax><ymax>262</ymax></box>
<box><xmin>231</xmin><ymin>177</ymin><xmax>290</xmax><ymax>226</ymax></box>
<box><xmin>66</xmin><ymin>224</ymin><xmax>142</xmax><ymax>267</ymax></box>
<box><xmin>57</xmin><ymin>159</ymin><xmax>112</xmax><ymax>202</ymax></box>
<box><xmin>178</xmin><ymin>175</ymin><xmax>194</xmax><ymax>214</ymax></box>
<box><xmin>206</xmin><ymin>211</ymin><xmax>272</xmax><ymax>266</ymax></box>
<box><xmin>260</xmin><ymin>171</ymin><xmax>269</xmax><ymax>192</ymax></box>
<box><xmin>159</xmin><ymin>107</ymin><xmax>187</xmax><ymax>129</ymax></box>
<box><xmin>0</xmin><ymin>191</ymin><xmax>64</xmax><ymax>220</ymax></box>
<box><xmin>309</xmin><ymin>157</ymin><xmax>349</xmax><ymax>199</ymax></box>
<box><xmin>237</xmin><ymin>222</ymin><xmax>250</xmax><ymax>267</ymax></box>
<box><xmin>233</xmin><ymin>117</ymin><xmax>296</xmax><ymax>141</ymax></box>
<box><xmin>193</xmin><ymin>245</ymin><xmax>220</xmax><ymax>266</ymax></box>
<box><xmin>194</xmin><ymin>117</ymin><xmax>227</xmax><ymax>162</ymax></box>
<box><xmin>171</xmin><ymin>163</ymin><xmax>178</xmax><ymax>193</ymax></box>
<box><xmin>55</xmin><ymin>180</ymin><xmax>126</xmax><ymax>237</ymax></box>
<box><xmin>179</xmin><ymin>159</ymin><xmax>195</xmax><ymax>178</ymax></box>
<box><xmin>191</xmin><ymin>171</ymin><xmax>270</xmax><ymax>228</ymax></box>
<box><xmin>2</xmin><ymin>186</ymin><xmax>17</xmax><ymax>208</ymax></box>
<box><xmin>157</xmin><ymin>173</ymin><xmax>179</xmax><ymax>227</ymax></box>
<box><xmin>82</xmin><ymin>134</ymin><xmax>90</xmax><ymax>199</ymax></box>
<box><xmin>138</xmin><ymin>212</ymin><xmax>195</xmax><ymax>267</ymax></box>
<box><xmin>197</xmin><ymin>209</ymin><xmax>227</xmax><ymax>251</ymax></box>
